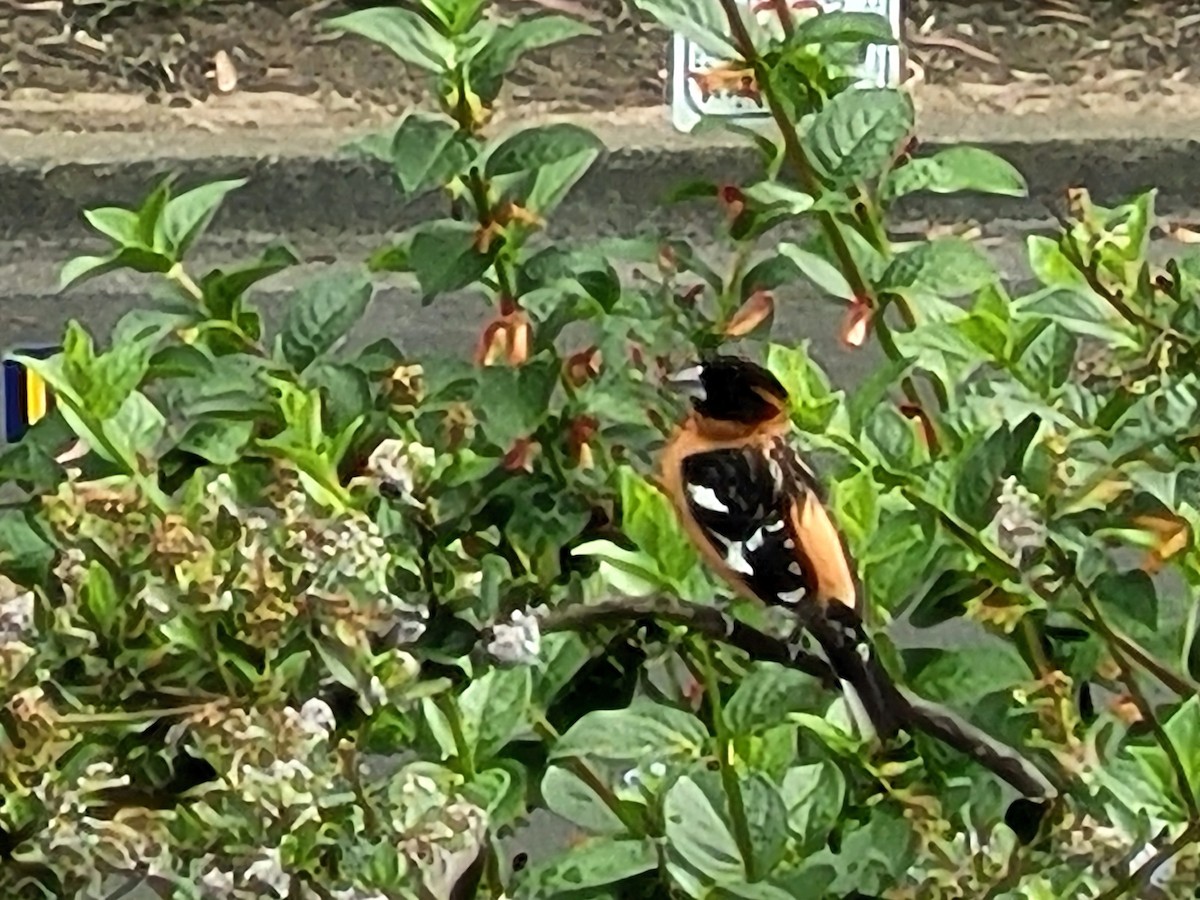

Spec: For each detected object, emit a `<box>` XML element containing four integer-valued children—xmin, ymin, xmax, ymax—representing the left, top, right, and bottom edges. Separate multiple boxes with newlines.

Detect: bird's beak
<box><xmin>666</xmin><ymin>364</ymin><xmax>706</xmax><ymax>402</ymax></box>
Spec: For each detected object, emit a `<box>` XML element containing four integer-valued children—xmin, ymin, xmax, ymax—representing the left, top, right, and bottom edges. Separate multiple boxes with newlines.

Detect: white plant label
<box><xmin>669</xmin><ymin>0</ymin><xmax>904</xmax><ymax>133</ymax></box>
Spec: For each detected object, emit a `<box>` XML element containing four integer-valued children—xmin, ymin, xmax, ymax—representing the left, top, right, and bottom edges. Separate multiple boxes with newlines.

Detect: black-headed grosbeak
<box><xmin>659</xmin><ymin>354</ymin><xmax>912</xmax><ymax>741</ymax></box>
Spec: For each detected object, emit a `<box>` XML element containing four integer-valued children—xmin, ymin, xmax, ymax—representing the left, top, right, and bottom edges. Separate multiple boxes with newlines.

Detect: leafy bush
<box><xmin>3</xmin><ymin>0</ymin><xmax>1200</xmax><ymax>897</ymax></box>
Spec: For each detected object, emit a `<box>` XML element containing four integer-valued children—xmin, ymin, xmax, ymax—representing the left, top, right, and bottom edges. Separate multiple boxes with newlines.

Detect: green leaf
<box><xmin>891</xmin><ymin>323</ymin><xmax>989</xmax><ymax>397</ymax></box>
<box><xmin>419</xmin><ymin>0</ymin><xmax>486</xmax><ymax>32</ymax></box>
<box><xmin>467</xmin><ymin>15</ymin><xmax>598</xmax><ymax>103</ymax></box>
<box><xmin>409</xmin><ymin>220</ymin><xmax>494</xmax><ymax>299</ymax></box>
<box><xmin>740</xmin><ymin>773</ymin><xmax>789</xmax><ymax>874</ymax></box>
<box><xmin>826</xmin><ymin>809</ymin><xmax>917</xmax><ymax>896</ymax></box>
<box><xmin>1164</xmin><ymin>695</ymin><xmax>1200</xmax><ymax>800</ymax></box>
<box><xmin>0</xmin><ymin>510</ymin><xmax>55</xmax><ymax>584</ymax></box>
<box><xmin>459</xmin><ymin>667</ymin><xmax>532</xmax><ymax>760</ymax></box>
<box><xmin>631</xmin><ymin>0</ymin><xmax>735</xmax><ymax>57</ymax></box>
<box><xmin>83</xmin><ymin>207</ymin><xmax>141</xmax><ymax>245</ymax></box>
<box><xmin>388</xmin><ymin>111</ymin><xmax>478</xmax><ymax>195</ymax></box>
<box><xmin>791</xmin><ymin>10</ymin><xmax>896</xmax><ymax>46</ymax></box>
<box><xmin>781</xmin><ymin>762</ymin><xmax>845</xmax><ymax>855</ymax></box>
<box><xmin>777</xmin><ymin>243</ymin><xmax>854</xmax><ymax>300</ymax></box>
<box><xmin>532</xmin><ymin>633</ymin><xmax>591</xmax><ymax>708</ymax></box>
<box><xmin>879</xmin><ymin>237</ymin><xmax>996</xmax><ymax>298</ymax></box>
<box><xmin>765</xmin><ymin>342</ymin><xmax>841</xmax><ymax>433</ymax></box>
<box><xmin>81</xmin><ymin>560</ymin><xmax>120</xmax><ymax>633</ymax></box>
<box><xmin>663</xmin><ymin>773</ymin><xmax>743</xmax><ymax>883</ymax></box>
<box><xmin>59</xmin><ymin>247</ymin><xmax>173</xmax><ymax>291</ymax></box>
<box><xmin>474</xmin><ymin>355</ymin><xmax>558</xmax><ymax>449</ymax></box>
<box><xmin>953</xmin><ymin>416</ymin><xmax>1039</xmax><ymax>529</ymax></box>
<box><xmin>883</xmin><ymin>147</ymin><xmax>1027</xmax><ymax>200</ymax></box>
<box><xmin>1013</xmin><ymin>321</ymin><xmax>1075</xmax><ymax>398</ymax></box>
<box><xmin>618</xmin><ymin>467</ymin><xmax>699</xmax><ymax>588</ymax></box>
<box><xmin>1012</xmin><ymin>286</ymin><xmax>1139</xmax><ymax>349</ymax></box>
<box><xmin>464</xmin><ymin>764</ymin><xmax>525</xmax><ymax>825</ymax></box>
<box><xmin>910</xmin><ymin>636</ymin><xmax>1030</xmax><ymax>707</ymax></box>
<box><xmin>572</xmin><ymin>540</ymin><xmax>670</xmax><ymax>596</ymax></box>
<box><xmin>832</xmin><ymin>463</ymin><xmax>880</xmax><ymax>551</ymax></box>
<box><xmin>278</xmin><ymin>270</ymin><xmax>374</xmax><ymax>371</ymax></box>
<box><xmin>513</xmin><ymin>837</ymin><xmax>657</xmax><ymax>900</ymax></box>
<box><xmin>552</xmin><ymin>699</ymin><xmax>709</xmax><ymax>763</ymax></box>
<box><xmin>59</xmin><ymin>320</ymin><xmax>155</xmax><ymax>419</ymax></box>
<box><xmin>743</xmin><ymin>182</ymin><xmax>815</xmax><ymax>215</ymax></box>
<box><xmin>200</xmin><ymin>244</ymin><xmax>300</xmax><ymax>318</ymax></box>
<box><xmin>486</xmin><ymin>124</ymin><xmax>605</xmax><ymax>216</ymax></box>
<box><xmin>725</xmin><ymin>664</ymin><xmax>817</xmax><ymax>736</ymax></box>
<box><xmin>176</xmin><ymin>419</ymin><xmax>255</xmax><ymax>466</ymax></box>
<box><xmin>326</xmin><ymin>7</ymin><xmax>455</xmax><ymax>73</ymax></box>
<box><xmin>863</xmin><ymin>404</ymin><xmax>918</xmax><ymax>472</ymax></box>
<box><xmin>804</xmin><ymin>89</ymin><xmax>914</xmax><ymax>187</ymax></box>
<box><xmin>1027</xmin><ymin>236</ymin><xmax>1090</xmax><ymax>289</ymax></box>
<box><xmin>160</xmin><ymin>178</ymin><xmax>247</xmax><ymax>258</ymax></box>
<box><xmin>710</xmin><ymin>884</ymin><xmax>798</xmax><ymax>900</ymax></box>
<box><xmin>1093</xmin><ymin>569</ymin><xmax>1159</xmax><ymax>632</ymax></box>
<box><xmin>541</xmin><ymin>765</ymin><xmax>628</xmax><ymax>836</ymax></box>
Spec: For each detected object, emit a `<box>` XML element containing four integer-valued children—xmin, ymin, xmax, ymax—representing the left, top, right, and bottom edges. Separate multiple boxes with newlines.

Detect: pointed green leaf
<box><xmin>804</xmin><ymin>88</ymin><xmax>914</xmax><ymax>187</ymax></box>
<box><xmin>279</xmin><ymin>270</ymin><xmax>374</xmax><ymax>371</ymax></box>
<box><xmin>884</xmin><ymin>147</ymin><xmax>1027</xmax><ymax>200</ymax></box>
<box><xmin>326</xmin><ymin>7</ymin><xmax>455</xmax><ymax>73</ymax></box>
<box><xmin>513</xmin><ymin>837</ymin><xmax>657</xmax><ymax>900</ymax></box>
<box><xmin>161</xmin><ymin>178</ymin><xmax>247</xmax><ymax>258</ymax></box>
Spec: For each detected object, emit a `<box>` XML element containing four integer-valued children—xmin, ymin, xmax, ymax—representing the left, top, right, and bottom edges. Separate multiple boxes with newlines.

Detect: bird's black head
<box><xmin>668</xmin><ymin>354</ymin><xmax>789</xmax><ymax>424</ymax></box>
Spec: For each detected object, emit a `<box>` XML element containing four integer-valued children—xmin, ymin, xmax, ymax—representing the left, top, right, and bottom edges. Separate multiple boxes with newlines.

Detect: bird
<box><xmin>657</xmin><ymin>353</ymin><xmax>913</xmax><ymax>742</ymax></box>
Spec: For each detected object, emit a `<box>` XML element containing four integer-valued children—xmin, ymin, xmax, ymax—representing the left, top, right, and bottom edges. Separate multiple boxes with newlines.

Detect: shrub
<box><xmin>2</xmin><ymin>0</ymin><xmax>1200</xmax><ymax>898</ymax></box>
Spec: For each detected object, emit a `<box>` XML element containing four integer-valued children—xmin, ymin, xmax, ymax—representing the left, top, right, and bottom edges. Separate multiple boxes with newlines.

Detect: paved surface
<box><xmin>3</xmin><ymin>95</ymin><xmax>1200</xmax><ymax>390</ymax></box>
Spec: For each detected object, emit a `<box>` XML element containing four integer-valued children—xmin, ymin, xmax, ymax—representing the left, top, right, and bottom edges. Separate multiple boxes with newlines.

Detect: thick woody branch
<box><xmin>538</xmin><ymin>596</ymin><xmax>1059</xmax><ymax>803</ymax></box>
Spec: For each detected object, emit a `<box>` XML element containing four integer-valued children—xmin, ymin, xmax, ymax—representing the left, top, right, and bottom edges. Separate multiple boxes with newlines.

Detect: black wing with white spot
<box><xmin>680</xmin><ymin>437</ymin><xmax>912</xmax><ymax>740</ymax></box>
<box><xmin>679</xmin><ymin>438</ymin><xmax>814</xmax><ymax>609</ymax></box>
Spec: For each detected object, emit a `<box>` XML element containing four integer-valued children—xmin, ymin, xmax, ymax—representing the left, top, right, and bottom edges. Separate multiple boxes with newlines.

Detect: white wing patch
<box><xmin>777</xmin><ymin>586</ymin><xmax>807</xmax><ymax>604</ymax></box>
<box><xmin>687</xmin><ymin>483</ymin><xmax>730</xmax><ymax>513</ymax></box>
<box><xmin>745</xmin><ymin>527</ymin><xmax>765</xmax><ymax>553</ymax></box>
<box><xmin>725</xmin><ymin>541</ymin><xmax>754</xmax><ymax>575</ymax></box>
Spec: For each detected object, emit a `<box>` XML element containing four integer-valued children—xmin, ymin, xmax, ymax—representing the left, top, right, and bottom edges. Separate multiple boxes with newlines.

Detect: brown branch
<box><xmin>715</xmin><ymin>0</ymin><xmax>936</xmax><ymax>450</ymax></box>
<box><xmin>1094</xmin><ymin>821</ymin><xmax>1200</xmax><ymax>900</ymax></box>
<box><xmin>539</xmin><ymin>596</ymin><xmax>1058</xmax><ymax>801</ymax></box>
<box><xmin>1053</xmin><ymin>543</ymin><xmax>1200</xmax><ymax>823</ymax></box>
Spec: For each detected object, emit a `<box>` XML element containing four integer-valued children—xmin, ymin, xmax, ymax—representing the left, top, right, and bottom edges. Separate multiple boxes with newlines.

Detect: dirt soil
<box><xmin>2</xmin><ymin>0</ymin><xmax>1200</xmax><ymax>132</ymax></box>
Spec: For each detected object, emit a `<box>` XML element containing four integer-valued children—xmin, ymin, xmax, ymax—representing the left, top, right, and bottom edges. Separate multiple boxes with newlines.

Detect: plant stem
<box><xmin>1053</xmin><ymin>545</ymin><xmax>1200</xmax><ymax>822</ymax></box>
<box><xmin>538</xmin><ymin>597</ymin><xmax>1058</xmax><ymax>800</ymax></box>
<box><xmin>1094</xmin><ymin>820</ymin><xmax>1200</xmax><ymax>900</ymax></box>
<box><xmin>696</xmin><ymin>638</ymin><xmax>757</xmax><ymax>881</ymax></box>
<box><xmin>716</xmin><ymin>0</ymin><xmax>931</xmax><ymax>419</ymax></box>
<box><xmin>532</xmin><ymin>714</ymin><xmax>644</xmax><ymax>835</ymax></box>
<box><xmin>900</xmin><ymin>487</ymin><xmax>1200</xmax><ymax>698</ymax></box>
<box><xmin>437</xmin><ymin>693</ymin><xmax>477</xmax><ymax>780</ymax></box>
<box><xmin>167</xmin><ymin>263</ymin><xmax>204</xmax><ymax>304</ymax></box>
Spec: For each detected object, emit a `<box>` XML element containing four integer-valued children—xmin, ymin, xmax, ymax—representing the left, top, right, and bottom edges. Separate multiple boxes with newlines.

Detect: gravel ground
<box><xmin>2</xmin><ymin>0</ymin><xmax>1198</xmax><ymax>121</ymax></box>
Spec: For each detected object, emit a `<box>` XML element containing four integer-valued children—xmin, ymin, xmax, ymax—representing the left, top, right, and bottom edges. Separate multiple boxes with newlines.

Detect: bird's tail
<box><xmin>807</xmin><ymin>605</ymin><xmax>911</xmax><ymax>742</ymax></box>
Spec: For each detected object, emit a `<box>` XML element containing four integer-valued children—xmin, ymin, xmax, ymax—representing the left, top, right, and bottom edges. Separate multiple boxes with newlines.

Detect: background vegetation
<box><xmin>2</xmin><ymin>1</ymin><xmax>1200</xmax><ymax>898</ymax></box>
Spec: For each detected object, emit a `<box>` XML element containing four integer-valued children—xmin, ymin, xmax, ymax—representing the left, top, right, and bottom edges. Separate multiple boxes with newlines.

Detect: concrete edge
<box><xmin>3</xmin><ymin>86</ymin><xmax>1200</xmax><ymax>246</ymax></box>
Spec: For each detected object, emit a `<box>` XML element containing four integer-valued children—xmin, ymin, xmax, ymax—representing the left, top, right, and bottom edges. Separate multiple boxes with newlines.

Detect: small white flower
<box><xmin>0</xmin><ymin>590</ymin><xmax>35</xmax><ymax>644</ymax></box>
<box><xmin>200</xmin><ymin>864</ymin><xmax>235</xmax><ymax>895</ymax></box>
<box><xmin>246</xmin><ymin>846</ymin><xmax>291</xmax><ymax>898</ymax></box>
<box><xmin>486</xmin><ymin>608</ymin><xmax>542</xmax><ymax>665</ymax></box>
<box><xmin>993</xmin><ymin>476</ymin><xmax>1046</xmax><ymax>566</ymax></box>
<box><xmin>298</xmin><ymin>698</ymin><xmax>335</xmax><ymax>739</ymax></box>
<box><xmin>368</xmin><ymin>438</ymin><xmax>433</xmax><ymax>507</ymax></box>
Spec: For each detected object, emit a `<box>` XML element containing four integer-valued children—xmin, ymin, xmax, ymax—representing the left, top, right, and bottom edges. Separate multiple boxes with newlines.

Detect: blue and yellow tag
<box><xmin>2</xmin><ymin>347</ymin><xmax>60</xmax><ymax>444</ymax></box>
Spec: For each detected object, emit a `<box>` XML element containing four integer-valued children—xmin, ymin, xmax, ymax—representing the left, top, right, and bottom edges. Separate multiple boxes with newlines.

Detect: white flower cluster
<box><xmin>992</xmin><ymin>476</ymin><xmax>1046</xmax><ymax>567</ymax></box>
<box><xmin>33</xmin><ymin>762</ymin><xmax>173</xmax><ymax>890</ymax></box>
<box><xmin>0</xmin><ymin>577</ymin><xmax>35</xmax><ymax>647</ymax></box>
<box><xmin>368</xmin><ymin>438</ymin><xmax>437</xmax><ymax>507</ymax></box>
<box><xmin>485</xmin><ymin>607</ymin><xmax>544</xmax><ymax>666</ymax></box>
